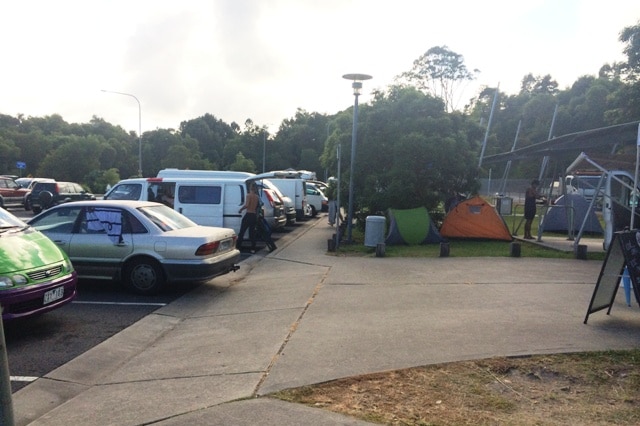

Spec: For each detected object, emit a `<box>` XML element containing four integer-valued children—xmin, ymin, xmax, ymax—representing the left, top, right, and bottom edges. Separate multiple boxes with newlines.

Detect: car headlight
<box><xmin>63</xmin><ymin>258</ymin><xmax>74</xmax><ymax>273</ymax></box>
<box><xmin>0</xmin><ymin>275</ymin><xmax>27</xmax><ymax>287</ymax></box>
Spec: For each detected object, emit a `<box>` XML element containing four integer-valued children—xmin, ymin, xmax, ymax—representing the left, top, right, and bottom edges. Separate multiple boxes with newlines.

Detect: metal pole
<box><xmin>263</xmin><ymin>130</ymin><xmax>266</xmax><ymax>173</ymax></box>
<box><xmin>335</xmin><ymin>144</ymin><xmax>341</xmax><ymax>250</ymax></box>
<box><xmin>0</xmin><ymin>310</ymin><xmax>15</xmax><ymax>426</ymax></box>
<box><xmin>101</xmin><ymin>90</ymin><xmax>142</xmax><ymax>177</ymax></box>
<box><xmin>632</xmin><ymin>123</ymin><xmax>640</xmax><ymax>229</ymax></box>
<box><xmin>347</xmin><ymin>91</ymin><xmax>359</xmax><ymax>243</ymax></box>
<box><xmin>478</xmin><ymin>84</ymin><xmax>499</xmax><ymax>168</ymax></box>
<box><xmin>538</xmin><ymin>104</ymin><xmax>558</xmax><ymax>182</ymax></box>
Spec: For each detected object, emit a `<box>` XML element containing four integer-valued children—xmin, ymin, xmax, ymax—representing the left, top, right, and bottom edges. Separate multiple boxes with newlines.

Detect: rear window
<box><xmin>33</xmin><ymin>182</ymin><xmax>57</xmax><ymax>192</ymax></box>
<box><xmin>177</xmin><ymin>185</ymin><xmax>221</xmax><ymax>204</ymax></box>
<box><xmin>104</xmin><ymin>183</ymin><xmax>142</xmax><ymax>200</ymax></box>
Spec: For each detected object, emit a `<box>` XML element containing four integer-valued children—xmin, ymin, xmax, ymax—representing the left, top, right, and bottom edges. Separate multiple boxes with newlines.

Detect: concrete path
<box><xmin>12</xmin><ymin>216</ymin><xmax>640</xmax><ymax>425</ymax></box>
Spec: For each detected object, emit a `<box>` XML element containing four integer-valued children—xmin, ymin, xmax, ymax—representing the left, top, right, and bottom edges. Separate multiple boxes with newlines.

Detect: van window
<box><xmin>611</xmin><ymin>175</ymin><xmax>633</xmax><ymax>207</ymax></box>
<box><xmin>105</xmin><ymin>183</ymin><xmax>142</xmax><ymax>200</ymax></box>
<box><xmin>177</xmin><ymin>185</ymin><xmax>222</xmax><ymax>204</ymax></box>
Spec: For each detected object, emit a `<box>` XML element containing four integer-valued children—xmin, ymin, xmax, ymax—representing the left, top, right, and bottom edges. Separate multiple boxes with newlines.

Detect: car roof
<box><xmin>45</xmin><ymin>200</ymin><xmax>161</xmax><ymax>208</ymax></box>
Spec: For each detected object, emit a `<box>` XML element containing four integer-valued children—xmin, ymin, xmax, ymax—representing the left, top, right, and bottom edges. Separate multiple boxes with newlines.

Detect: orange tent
<box><xmin>440</xmin><ymin>196</ymin><xmax>513</xmax><ymax>241</ymax></box>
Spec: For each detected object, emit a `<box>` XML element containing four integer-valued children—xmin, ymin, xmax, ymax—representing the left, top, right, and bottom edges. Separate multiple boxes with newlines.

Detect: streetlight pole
<box><xmin>101</xmin><ymin>90</ymin><xmax>142</xmax><ymax>177</ymax></box>
<box><xmin>263</xmin><ymin>129</ymin><xmax>267</xmax><ymax>173</ymax></box>
<box><xmin>342</xmin><ymin>73</ymin><xmax>372</xmax><ymax>243</ymax></box>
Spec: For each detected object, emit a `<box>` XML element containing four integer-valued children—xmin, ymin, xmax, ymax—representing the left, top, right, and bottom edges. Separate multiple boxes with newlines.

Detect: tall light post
<box><xmin>263</xmin><ymin>128</ymin><xmax>267</xmax><ymax>173</ymax></box>
<box><xmin>101</xmin><ymin>90</ymin><xmax>142</xmax><ymax>177</ymax></box>
<box><xmin>342</xmin><ymin>73</ymin><xmax>371</xmax><ymax>243</ymax></box>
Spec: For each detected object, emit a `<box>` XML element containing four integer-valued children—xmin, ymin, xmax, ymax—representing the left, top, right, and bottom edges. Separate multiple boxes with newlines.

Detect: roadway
<box><xmin>4</xmin><ymin>206</ymin><xmax>305</xmax><ymax>394</ymax></box>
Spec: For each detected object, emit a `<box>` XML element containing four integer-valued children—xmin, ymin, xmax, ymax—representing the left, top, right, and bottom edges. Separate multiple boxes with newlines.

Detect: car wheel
<box><xmin>32</xmin><ymin>206</ymin><xmax>42</xmax><ymax>214</ymax></box>
<box><xmin>24</xmin><ymin>195</ymin><xmax>32</xmax><ymax>211</ymax></box>
<box><xmin>311</xmin><ymin>205</ymin><xmax>317</xmax><ymax>217</ymax></box>
<box><xmin>124</xmin><ymin>257</ymin><xmax>165</xmax><ymax>295</ymax></box>
<box><xmin>38</xmin><ymin>191</ymin><xmax>54</xmax><ymax>209</ymax></box>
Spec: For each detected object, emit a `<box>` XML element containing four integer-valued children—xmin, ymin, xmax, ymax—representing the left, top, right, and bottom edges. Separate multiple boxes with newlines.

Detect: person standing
<box><xmin>237</xmin><ymin>184</ymin><xmax>260</xmax><ymax>253</ymax></box>
<box><xmin>524</xmin><ymin>179</ymin><xmax>543</xmax><ymax>239</ymax></box>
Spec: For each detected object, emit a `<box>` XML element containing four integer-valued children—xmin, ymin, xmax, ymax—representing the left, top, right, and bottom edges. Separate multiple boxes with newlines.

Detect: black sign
<box><xmin>584</xmin><ymin>231</ymin><xmax>640</xmax><ymax>323</ymax></box>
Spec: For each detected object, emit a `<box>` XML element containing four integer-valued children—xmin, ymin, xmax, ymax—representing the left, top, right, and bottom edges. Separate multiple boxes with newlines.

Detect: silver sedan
<box><xmin>28</xmin><ymin>200</ymin><xmax>240</xmax><ymax>295</ymax></box>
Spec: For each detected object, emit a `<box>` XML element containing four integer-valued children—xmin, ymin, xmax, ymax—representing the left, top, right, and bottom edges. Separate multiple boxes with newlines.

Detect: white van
<box><xmin>258</xmin><ymin>177</ymin><xmax>309</xmax><ymax>221</ymax></box>
<box><xmin>104</xmin><ymin>177</ymin><xmax>252</xmax><ymax>235</ymax></box>
<box><xmin>562</xmin><ymin>163</ymin><xmax>640</xmax><ymax>249</ymax></box>
<box><xmin>158</xmin><ymin>169</ymin><xmax>295</xmax><ymax>225</ymax></box>
<box><xmin>599</xmin><ymin>170</ymin><xmax>640</xmax><ymax>249</ymax></box>
<box><xmin>305</xmin><ymin>182</ymin><xmax>328</xmax><ymax>216</ymax></box>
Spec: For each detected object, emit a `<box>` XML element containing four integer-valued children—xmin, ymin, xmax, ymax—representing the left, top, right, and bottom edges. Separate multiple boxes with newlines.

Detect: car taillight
<box><xmin>195</xmin><ymin>241</ymin><xmax>220</xmax><ymax>255</ymax></box>
<box><xmin>263</xmin><ymin>189</ymin><xmax>275</xmax><ymax>207</ymax></box>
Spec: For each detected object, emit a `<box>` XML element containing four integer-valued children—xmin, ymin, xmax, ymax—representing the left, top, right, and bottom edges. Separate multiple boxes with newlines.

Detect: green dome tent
<box><xmin>385</xmin><ymin>207</ymin><xmax>443</xmax><ymax>245</ymax></box>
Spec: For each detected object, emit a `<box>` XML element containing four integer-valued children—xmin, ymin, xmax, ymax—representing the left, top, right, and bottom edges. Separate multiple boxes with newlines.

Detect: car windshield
<box><xmin>0</xmin><ymin>208</ymin><xmax>28</xmax><ymax>233</ymax></box>
<box><xmin>137</xmin><ymin>204</ymin><xmax>197</xmax><ymax>231</ymax></box>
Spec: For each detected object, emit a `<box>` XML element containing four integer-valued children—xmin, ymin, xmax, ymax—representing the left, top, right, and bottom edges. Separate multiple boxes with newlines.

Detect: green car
<box><xmin>0</xmin><ymin>207</ymin><xmax>77</xmax><ymax>321</ymax></box>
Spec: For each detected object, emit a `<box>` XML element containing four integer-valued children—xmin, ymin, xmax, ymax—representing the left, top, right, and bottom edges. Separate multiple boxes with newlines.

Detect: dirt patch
<box><xmin>271</xmin><ymin>350</ymin><xmax>640</xmax><ymax>425</ymax></box>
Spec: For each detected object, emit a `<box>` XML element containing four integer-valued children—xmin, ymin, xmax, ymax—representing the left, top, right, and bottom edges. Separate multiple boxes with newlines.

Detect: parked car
<box><xmin>305</xmin><ymin>182</ymin><xmax>328</xmax><ymax>216</ymax></box>
<box><xmin>0</xmin><ymin>175</ymin><xmax>30</xmax><ymax>210</ymax></box>
<box><xmin>27</xmin><ymin>200</ymin><xmax>241</xmax><ymax>295</ymax></box>
<box><xmin>16</xmin><ymin>177</ymin><xmax>55</xmax><ymax>211</ymax></box>
<box><xmin>30</xmin><ymin>180</ymin><xmax>96</xmax><ymax>214</ymax></box>
<box><xmin>0</xmin><ymin>207</ymin><xmax>77</xmax><ymax>321</ymax></box>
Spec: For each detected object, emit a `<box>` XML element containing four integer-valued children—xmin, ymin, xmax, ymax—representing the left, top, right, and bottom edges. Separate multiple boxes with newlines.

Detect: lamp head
<box><xmin>342</xmin><ymin>73</ymin><xmax>372</xmax><ymax>96</ymax></box>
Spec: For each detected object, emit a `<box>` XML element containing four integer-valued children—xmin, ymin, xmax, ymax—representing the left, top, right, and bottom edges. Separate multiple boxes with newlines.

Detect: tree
<box><xmin>229</xmin><ymin>152</ymin><xmax>256</xmax><ymax>172</ymax></box>
<box><xmin>519</xmin><ymin>74</ymin><xmax>559</xmax><ymax>95</ymax></box>
<box><xmin>398</xmin><ymin>46</ymin><xmax>479</xmax><ymax>112</ymax></box>
<box><xmin>619</xmin><ymin>21</ymin><xmax>640</xmax><ymax>75</ymax></box>
<box><xmin>323</xmin><ymin>86</ymin><xmax>481</xmax><ymax>215</ymax></box>
<box><xmin>179</xmin><ymin>113</ymin><xmax>234</xmax><ymax>168</ymax></box>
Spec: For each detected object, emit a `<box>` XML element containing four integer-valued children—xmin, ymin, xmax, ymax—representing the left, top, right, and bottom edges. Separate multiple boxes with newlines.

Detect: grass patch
<box><xmin>271</xmin><ymin>349</ymin><xmax>640</xmax><ymax>425</ymax></box>
<box><xmin>334</xmin><ymin>228</ymin><xmax>606</xmax><ymax>261</ymax></box>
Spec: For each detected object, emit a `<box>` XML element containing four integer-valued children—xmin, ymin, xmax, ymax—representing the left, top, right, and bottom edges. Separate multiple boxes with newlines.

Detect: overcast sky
<box><xmin>1</xmin><ymin>1</ymin><xmax>638</xmax><ymax>134</ymax></box>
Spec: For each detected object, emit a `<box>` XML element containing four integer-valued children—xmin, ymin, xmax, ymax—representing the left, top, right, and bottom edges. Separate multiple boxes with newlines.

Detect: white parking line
<box><xmin>72</xmin><ymin>301</ymin><xmax>167</xmax><ymax>307</ymax></box>
<box><xmin>10</xmin><ymin>376</ymin><xmax>38</xmax><ymax>382</ymax></box>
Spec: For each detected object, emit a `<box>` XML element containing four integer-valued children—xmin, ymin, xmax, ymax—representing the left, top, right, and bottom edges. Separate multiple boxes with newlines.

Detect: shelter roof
<box><xmin>482</xmin><ymin>121</ymin><xmax>640</xmax><ymax>166</ymax></box>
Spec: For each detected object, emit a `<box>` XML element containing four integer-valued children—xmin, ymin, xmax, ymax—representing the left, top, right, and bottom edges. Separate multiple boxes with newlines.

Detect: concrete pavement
<box><xmin>12</xmin><ymin>215</ymin><xmax>640</xmax><ymax>425</ymax></box>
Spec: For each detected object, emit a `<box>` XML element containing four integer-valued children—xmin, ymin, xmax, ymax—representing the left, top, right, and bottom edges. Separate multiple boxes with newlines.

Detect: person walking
<box><xmin>524</xmin><ymin>179</ymin><xmax>543</xmax><ymax>239</ymax></box>
<box><xmin>237</xmin><ymin>184</ymin><xmax>260</xmax><ymax>253</ymax></box>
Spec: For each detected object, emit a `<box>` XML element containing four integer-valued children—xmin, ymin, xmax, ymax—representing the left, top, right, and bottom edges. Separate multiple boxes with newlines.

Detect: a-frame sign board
<box><xmin>584</xmin><ymin>231</ymin><xmax>640</xmax><ymax>324</ymax></box>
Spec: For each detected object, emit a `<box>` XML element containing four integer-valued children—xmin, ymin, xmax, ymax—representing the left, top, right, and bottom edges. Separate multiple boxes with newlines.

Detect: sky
<box><xmin>1</xmin><ymin>0</ymin><xmax>639</xmax><ymax>135</ymax></box>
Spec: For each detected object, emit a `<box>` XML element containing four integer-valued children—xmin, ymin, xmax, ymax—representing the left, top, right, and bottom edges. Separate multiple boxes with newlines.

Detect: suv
<box><xmin>0</xmin><ymin>176</ymin><xmax>30</xmax><ymax>210</ymax></box>
<box><xmin>30</xmin><ymin>180</ymin><xmax>96</xmax><ymax>214</ymax></box>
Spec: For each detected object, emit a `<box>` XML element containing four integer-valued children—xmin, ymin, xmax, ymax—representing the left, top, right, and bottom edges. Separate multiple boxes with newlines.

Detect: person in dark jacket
<box><xmin>524</xmin><ymin>179</ymin><xmax>543</xmax><ymax>239</ymax></box>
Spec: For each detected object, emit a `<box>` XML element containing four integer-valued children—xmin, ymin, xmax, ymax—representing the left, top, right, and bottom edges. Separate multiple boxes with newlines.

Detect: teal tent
<box><xmin>385</xmin><ymin>207</ymin><xmax>443</xmax><ymax>245</ymax></box>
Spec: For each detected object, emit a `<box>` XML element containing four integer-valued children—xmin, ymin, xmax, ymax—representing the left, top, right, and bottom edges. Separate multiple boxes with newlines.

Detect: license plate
<box><xmin>43</xmin><ymin>286</ymin><xmax>65</xmax><ymax>305</ymax></box>
<box><xmin>219</xmin><ymin>238</ymin><xmax>232</xmax><ymax>251</ymax></box>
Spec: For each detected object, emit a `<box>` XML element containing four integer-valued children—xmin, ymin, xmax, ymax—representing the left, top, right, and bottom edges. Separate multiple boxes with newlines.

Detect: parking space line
<box><xmin>72</xmin><ymin>301</ymin><xmax>167</xmax><ymax>307</ymax></box>
<box><xmin>11</xmin><ymin>376</ymin><xmax>38</xmax><ymax>382</ymax></box>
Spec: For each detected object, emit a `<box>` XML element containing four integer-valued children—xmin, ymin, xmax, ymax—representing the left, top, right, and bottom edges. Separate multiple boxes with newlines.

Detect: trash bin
<box><xmin>495</xmin><ymin>196</ymin><xmax>513</xmax><ymax>215</ymax></box>
<box><xmin>364</xmin><ymin>215</ymin><xmax>386</xmax><ymax>247</ymax></box>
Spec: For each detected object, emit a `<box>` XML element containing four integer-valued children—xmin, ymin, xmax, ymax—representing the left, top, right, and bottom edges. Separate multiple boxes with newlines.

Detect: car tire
<box><xmin>24</xmin><ymin>195</ymin><xmax>32</xmax><ymax>211</ymax></box>
<box><xmin>310</xmin><ymin>205</ymin><xmax>317</xmax><ymax>217</ymax></box>
<box><xmin>124</xmin><ymin>257</ymin><xmax>166</xmax><ymax>295</ymax></box>
<box><xmin>32</xmin><ymin>206</ymin><xmax>42</xmax><ymax>214</ymax></box>
<box><xmin>38</xmin><ymin>191</ymin><xmax>54</xmax><ymax>209</ymax></box>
